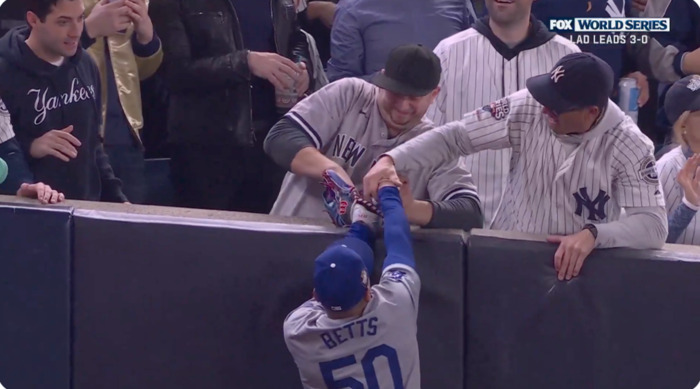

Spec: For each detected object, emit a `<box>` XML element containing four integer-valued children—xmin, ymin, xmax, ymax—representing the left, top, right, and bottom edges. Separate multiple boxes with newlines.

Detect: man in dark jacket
<box><xmin>150</xmin><ymin>0</ymin><xmax>314</xmax><ymax>213</ymax></box>
<box><xmin>0</xmin><ymin>0</ymin><xmax>127</xmax><ymax>203</ymax></box>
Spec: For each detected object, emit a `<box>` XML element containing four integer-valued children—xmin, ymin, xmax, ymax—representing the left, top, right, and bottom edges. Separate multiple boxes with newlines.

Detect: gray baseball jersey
<box><xmin>657</xmin><ymin>146</ymin><xmax>699</xmax><ymax>245</ymax></box>
<box><xmin>270</xmin><ymin>77</ymin><xmax>478</xmax><ymax>219</ymax></box>
<box><xmin>426</xmin><ymin>26</ymin><xmax>580</xmax><ymax>227</ymax></box>
<box><xmin>0</xmin><ymin>98</ymin><xmax>14</xmax><ymax>143</ymax></box>
<box><xmin>386</xmin><ymin>89</ymin><xmax>665</xmax><ymax>236</ymax></box>
<box><xmin>284</xmin><ymin>264</ymin><xmax>421</xmax><ymax>389</ymax></box>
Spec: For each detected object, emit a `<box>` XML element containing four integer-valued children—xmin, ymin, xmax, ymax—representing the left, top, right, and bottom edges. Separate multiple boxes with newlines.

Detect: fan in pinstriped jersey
<box><xmin>365</xmin><ymin>53</ymin><xmax>668</xmax><ymax>282</ymax></box>
<box><xmin>425</xmin><ymin>0</ymin><xmax>581</xmax><ymax>228</ymax></box>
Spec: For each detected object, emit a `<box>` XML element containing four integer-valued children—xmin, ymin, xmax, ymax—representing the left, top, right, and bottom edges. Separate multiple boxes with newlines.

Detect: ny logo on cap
<box><xmin>688</xmin><ymin>76</ymin><xmax>700</xmax><ymax>92</ymax></box>
<box><xmin>551</xmin><ymin>65</ymin><xmax>565</xmax><ymax>83</ymax></box>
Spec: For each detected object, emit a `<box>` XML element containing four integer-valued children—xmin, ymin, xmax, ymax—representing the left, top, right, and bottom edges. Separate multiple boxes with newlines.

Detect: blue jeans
<box><xmin>104</xmin><ymin>145</ymin><xmax>146</xmax><ymax>204</ymax></box>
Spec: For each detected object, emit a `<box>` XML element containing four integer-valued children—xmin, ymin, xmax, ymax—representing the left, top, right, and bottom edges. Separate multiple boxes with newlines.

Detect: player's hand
<box><xmin>85</xmin><ymin>0</ymin><xmax>132</xmax><ymax>39</ymax></box>
<box><xmin>677</xmin><ymin>153</ymin><xmax>700</xmax><ymax>207</ymax></box>
<box><xmin>16</xmin><ymin>182</ymin><xmax>65</xmax><ymax>204</ymax></box>
<box><xmin>248</xmin><ymin>51</ymin><xmax>300</xmax><ymax>91</ymax></box>
<box><xmin>624</xmin><ymin>71</ymin><xmax>649</xmax><ymax>107</ymax></box>
<box><xmin>363</xmin><ymin>155</ymin><xmax>402</xmax><ymax>201</ymax></box>
<box><xmin>631</xmin><ymin>0</ymin><xmax>647</xmax><ymax>12</ymax></box>
<box><xmin>295</xmin><ymin>62</ymin><xmax>310</xmax><ymax>96</ymax></box>
<box><xmin>125</xmin><ymin>0</ymin><xmax>154</xmax><ymax>44</ymax></box>
<box><xmin>547</xmin><ymin>229</ymin><xmax>596</xmax><ymax>281</ymax></box>
<box><xmin>29</xmin><ymin>125</ymin><xmax>81</xmax><ymax>162</ymax></box>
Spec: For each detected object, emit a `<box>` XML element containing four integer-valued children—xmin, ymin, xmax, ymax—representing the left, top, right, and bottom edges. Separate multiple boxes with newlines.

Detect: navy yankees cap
<box><xmin>526</xmin><ymin>52</ymin><xmax>614</xmax><ymax>114</ymax></box>
<box><xmin>664</xmin><ymin>75</ymin><xmax>700</xmax><ymax>125</ymax></box>
<box><xmin>313</xmin><ymin>237</ymin><xmax>373</xmax><ymax>312</ymax></box>
<box><xmin>372</xmin><ymin>44</ymin><xmax>441</xmax><ymax>97</ymax></box>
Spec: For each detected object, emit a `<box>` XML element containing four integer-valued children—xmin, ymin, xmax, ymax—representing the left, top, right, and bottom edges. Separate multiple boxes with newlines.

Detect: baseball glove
<box><xmin>321</xmin><ymin>169</ymin><xmax>382</xmax><ymax>227</ymax></box>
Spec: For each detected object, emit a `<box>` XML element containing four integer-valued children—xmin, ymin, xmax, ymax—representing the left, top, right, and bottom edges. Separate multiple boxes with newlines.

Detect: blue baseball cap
<box><xmin>314</xmin><ymin>238</ymin><xmax>372</xmax><ymax>312</ymax></box>
<box><xmin>664</xmin><ymin>75</ymin><xmax>700</xmax><ymax>125</ymax></box>
<box><xmin>526</xmin><ymin>52</ymin><xmax>614</xmax><ymax>114</ymax></box>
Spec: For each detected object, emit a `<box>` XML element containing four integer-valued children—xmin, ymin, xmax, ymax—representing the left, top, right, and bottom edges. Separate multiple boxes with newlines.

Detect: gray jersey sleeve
<box><xmin>628</xmin><ymin>0</ymin><xmax>693</xmax><ymax>83</ymax></box>
<box><xmin>628</xmin><ymin>29</ymin><xmax>689</xmax><ymax>83</ymax></box>
<box><xmin>285</xmin><ymin>78</ymin><xmax>368</xmax><ymax>150</ymax></box>
<box><xmin>0</xmin><ymin>98</ymin><xmax>15</xmax><ymax>143</ymax></box>
<box><xmin>426</xmin><ymin>160</ymin><xmax>479</xmax><ymax>202</ymax></box>
<box><xmin>374</xmin><ymin>264</ymin><xmax>421</xmax><ymax>319</ymax></box>
<box><xmin>386</xmin><ymin>89</ymin><xmax>539</xmax><ymax>174</ymax></box>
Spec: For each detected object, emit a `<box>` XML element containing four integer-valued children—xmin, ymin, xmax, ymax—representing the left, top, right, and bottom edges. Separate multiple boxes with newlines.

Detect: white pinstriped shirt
<box><xmin>387</xmin><ymin>89</ymin><xmax>667</xmax><ymax>248</ymax></box>
<box><xmin>426</xmin><ymin>25</ymin><xmax>580</xmax><ymax>227</ymax></box>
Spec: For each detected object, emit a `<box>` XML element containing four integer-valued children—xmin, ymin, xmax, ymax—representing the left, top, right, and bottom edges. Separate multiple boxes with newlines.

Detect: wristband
<box><xmin>582</xmin><ymin>223</ymin><xmax>598</xmax><ymax>240</ymax></box>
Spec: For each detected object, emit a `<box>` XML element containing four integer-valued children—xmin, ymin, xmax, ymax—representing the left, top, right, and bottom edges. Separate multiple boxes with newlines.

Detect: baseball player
<box><xmin>427</xmin><ymin>0</ymin><xmax>580</xmax><ymax>227</ymax></box>
<box><xmin>284</xmin><ymin>171</ymin><xmax>421</xmax><ymax>389</ymax></box>
<box><xmin>656</xmin><ymin>75</ymin><xmax>700</xmax><ymax>245</ymax></box>
<box><xmin>0</xmin><ymin>98</ymin><xmax>64</xmax><ymax>203</ymax></box>
<box><xmin>365</xmin><ymin>53</ymin><xmax>668</xmax><ymax>281</ymax></box>
<box><xmin>264</xmin><ymin>44</ymin><xmax>483</xmax><ymax>230</ymax></box>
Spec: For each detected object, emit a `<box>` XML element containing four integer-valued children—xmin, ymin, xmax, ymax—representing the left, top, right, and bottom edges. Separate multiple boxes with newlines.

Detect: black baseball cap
<box><xmin>526</xmin><ymin>52</ymin><xmax>614</xmax><ymax>114</ymax></box>
<box><xmin>664</xmin><ymin>75</ymin><xmax>700</xmax><ymax>125</ymax></box>
<box><xmin>372</xmin><ymin>44</ymin><xmax>441</xmax><ymax>97</ymax></box>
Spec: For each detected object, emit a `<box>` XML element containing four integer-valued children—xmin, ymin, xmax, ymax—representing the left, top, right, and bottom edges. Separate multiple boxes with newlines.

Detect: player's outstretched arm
<box><xmin>379</xmin><ymin>184</ymin><xmax>416</xmax><ymax>270</ymax></box>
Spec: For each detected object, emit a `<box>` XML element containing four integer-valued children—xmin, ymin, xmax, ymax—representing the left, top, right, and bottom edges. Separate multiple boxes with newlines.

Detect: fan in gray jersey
<box><xmin>264</xmin><ymin>44</ymin><xmax>483</xmax><ymax>231</ymax></box>
<box><xmin>426</xmin><ymin>0</ymin><xmax>580</xmax><ymax>228</ymax></box>
<box><xmin>284</xmin><ymin>181</ymin><xmax>421</xmax><ymax>389</ymax></box>
<box><xmin>0</xmin><ymin>97</ymin><xmax>63</xmax><ymax>203</ymax></box>
<box><xmin>365</xmin><ymin>53</ymin><xmax>668</xmax><ymax>281</ymax></box>
<box><xmin>656</xmin><ymin>75</ymin><xmax>700</xmax><ymax>245</ymax></box>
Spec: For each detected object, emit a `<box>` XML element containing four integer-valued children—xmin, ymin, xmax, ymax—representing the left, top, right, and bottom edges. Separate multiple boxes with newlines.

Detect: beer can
<box><xmin>618</xmin><ymin>77</ymin><xmax>639</xmax><ymax>123</ymax></box>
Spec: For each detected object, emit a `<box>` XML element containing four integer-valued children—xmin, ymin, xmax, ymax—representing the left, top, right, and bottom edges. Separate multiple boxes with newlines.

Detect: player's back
<box><xmin>284</xmin><ymin>265</ymin><xmax>421</xmax><ymax>389</ymax></box>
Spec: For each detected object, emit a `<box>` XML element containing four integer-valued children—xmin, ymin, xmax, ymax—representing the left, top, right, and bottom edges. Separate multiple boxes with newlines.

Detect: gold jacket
<box><xmin>83</xmin><ymin>0</ymin><xmax>163</xmax><ymax>143</ymax></box>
